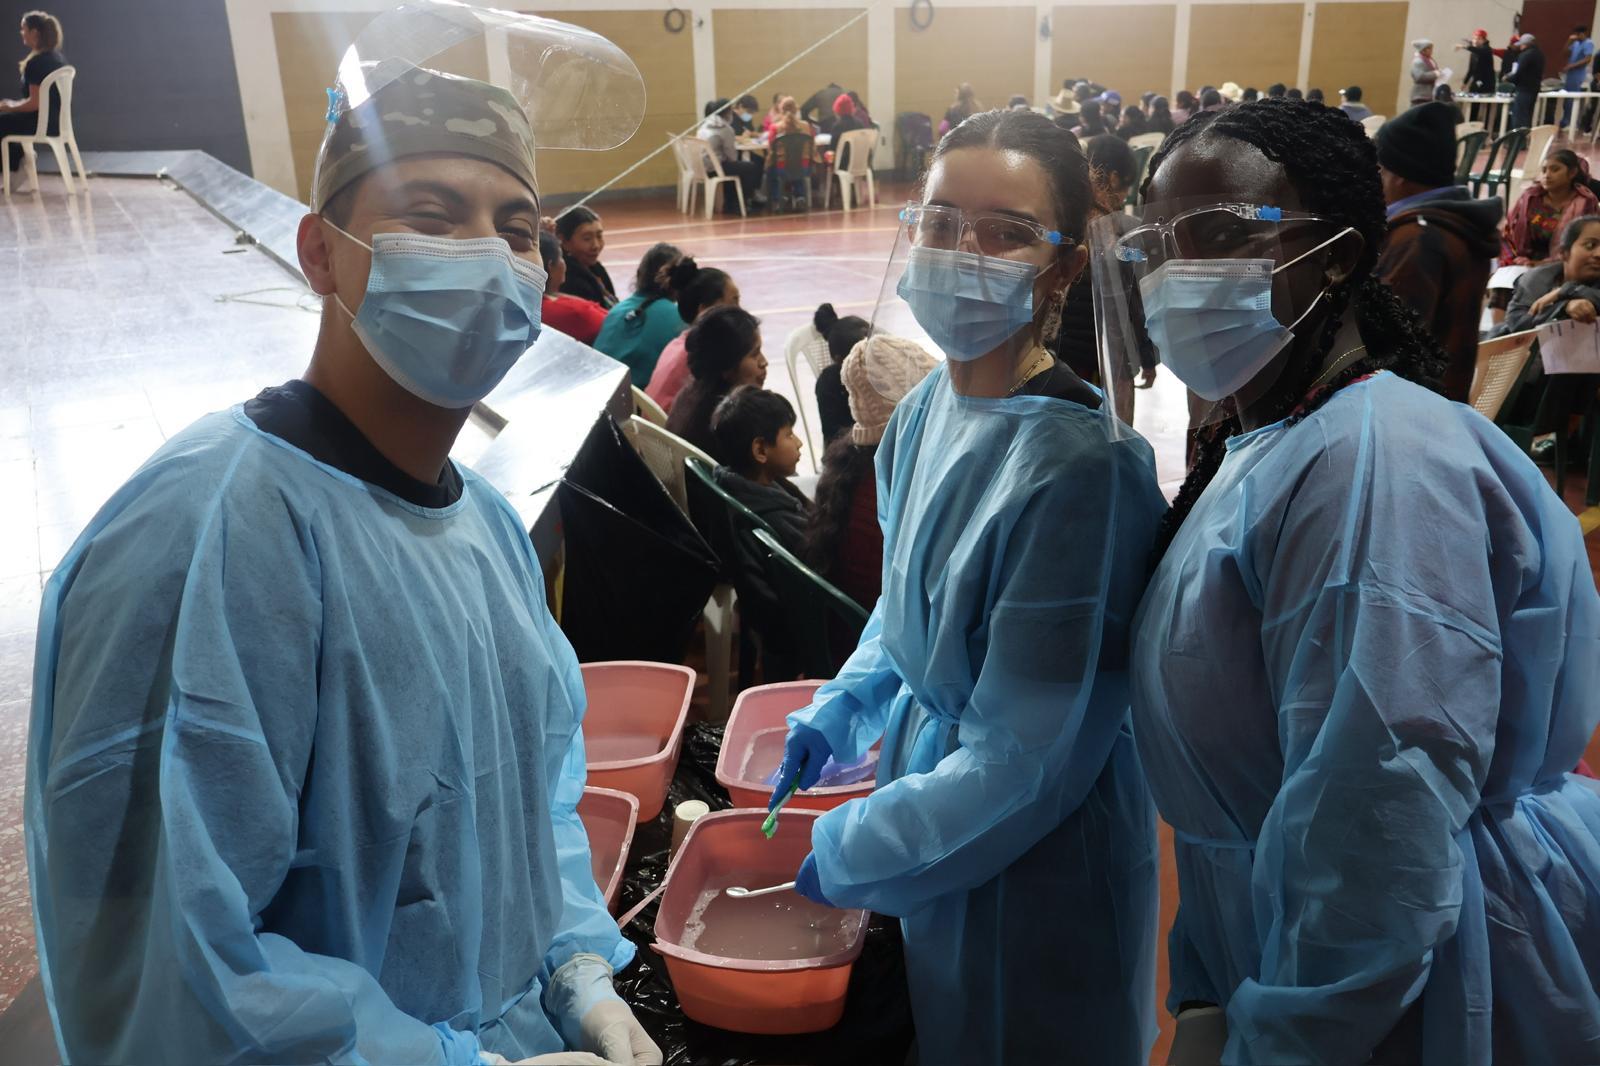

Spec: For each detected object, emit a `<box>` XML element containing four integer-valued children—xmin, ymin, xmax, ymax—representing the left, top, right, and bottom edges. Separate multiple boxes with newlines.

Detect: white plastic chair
<box><xmin>632</xmin><ymin>385</ymin><xmax>668</xmax><ymax>428</ymax></box>
<box><xmin>824</xmin><ymin>128</ymin><xmax>879</xmax><ymax>211</ymax></box>
<box><xmin>1468</xmin><ymin>329</ymin><xmax>1539</xmax><ymax>420</ymax></box>
<box><xmin>668</xmin><ymin>135</ymin><xmax>694</xmax><ymax>213</ymax></box>
<box><xmin>1360</xmin><ymin>115</ymin><xmax>1387</xmax><ymax>138</ymax></box>
<box><xmin>2</xmin><ymin>65</ymin><xmax>86</xmax><ymax>195</ymax></box>
<box><xmin>681</xmin><ymin>137</ymin><xmax>746</xmax><ymax>219</ymax></box>
<box><xmin>620</xmin><ymin>417</ymin><xmax>736</xmax><ymax>722</ymax></box>
<box><xmin>1126</xmin><ymin>131</ymin><xmax>1165</xmax><ymax>152</ymax></box>
<box><xmin>782</xmin><ymin>321</ymin><xmax>832</xmax><ymax>474</ymax></box>
<box><xmin>1456</xmin><ymin>120</ymin><xmax>1485</xmax><ymax>138</ymax></box>
<box><xmin>1509</xmin><ymin>124</ymin><xmax>1558</xmax><ymax>201</ymax></box>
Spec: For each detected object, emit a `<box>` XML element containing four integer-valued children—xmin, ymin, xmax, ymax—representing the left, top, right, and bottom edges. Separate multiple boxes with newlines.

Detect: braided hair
<box><xmin>1143</xmin><ymin>98</ymin><xmax>1449</xmax><ymax>558</ymax></box>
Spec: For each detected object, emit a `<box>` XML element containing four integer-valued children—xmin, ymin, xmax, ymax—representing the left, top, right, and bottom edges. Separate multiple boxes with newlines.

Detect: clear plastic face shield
<box><xmin>869</xmin><ymin>200</ymin><xmax>1084</xmax><ymax>415</ymax></box>
<box><xmin>310</xmin><ymin>0</ymin><xmax>646</xmax><ymax>212</ymax></box>
<box><xmin>1091</xmin><ymin>199</ymin><xmax>1355</xmax><ymax>457</ymax></box>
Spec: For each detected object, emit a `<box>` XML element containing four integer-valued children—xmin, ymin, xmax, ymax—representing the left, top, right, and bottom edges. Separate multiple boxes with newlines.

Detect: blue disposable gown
<box><xmin>25</xmin><ymin>408</ymin><xmax>633</xmax><ymax>1064</ymax></box>
<box><xmin>789</xmin><ymin>364</ymin><xmax>1168</xmax><ymax>1065</ymax></box>
<box><xmin>1131</xmin><ymin>372</ymin><xmax>1600</xmax><ymax>1064</ymax></box>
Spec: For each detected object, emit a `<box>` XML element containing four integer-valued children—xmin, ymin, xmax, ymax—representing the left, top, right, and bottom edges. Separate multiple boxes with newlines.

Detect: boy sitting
<box><xmin>709</xmin><ymin>386</ymin><xmax>810</xmax><ymax>553</ymax></box>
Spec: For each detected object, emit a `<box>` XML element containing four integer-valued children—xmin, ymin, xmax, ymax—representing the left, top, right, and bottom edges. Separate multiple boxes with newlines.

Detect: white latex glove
<box><xmin>579</xmin><ymin>999</ymin><xmax>663</xmax><ymax>1066</ymax></box>
<box><xmin>545</xmin><ymin>954</ymin><xmax>663</xmax><ymax>1066</ymax></box>
<box><xmin>1169</xmin><ymin>1005</ymin><xmax>1228</xmax><ymax>1066</ymax></box>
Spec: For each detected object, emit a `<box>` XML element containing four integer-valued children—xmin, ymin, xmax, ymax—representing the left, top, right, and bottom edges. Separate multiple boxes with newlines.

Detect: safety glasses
<box><xmin>900</xmin><ymin>202</ymin><xmax>1072</xmax><ymax>257</ymax></box>
<box><xmin>1113</xmin><ymin>203</ymin><xmax>1333</xmax><ymax>268</ymax></box>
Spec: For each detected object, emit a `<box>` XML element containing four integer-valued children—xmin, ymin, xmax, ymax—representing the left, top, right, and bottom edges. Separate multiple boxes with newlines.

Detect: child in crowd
<box><xmin>665</xmin><ymin>305</ymin><xmax>767</xmax><ymax>456</ymax></box>
<box><xmin>536</xmin><ymin>231</ymin><xmax>607</xmax><ymax>346</ymax></box>
<box><xmin>555</xmin><ymin>206</ymin><xmax>616</xmax><ymax>307</ymax></box>
<box><xmin>646</xmin><ymin>262</ymin><xmax>739</xmax><ymax>411</ymax></box>
<box><xmin>709</xmin><ymin>386</ymin><xmax>810</xmax><ymax>554</ymax></box>
<box><xmin>594</xmin><ymin>242</ymin><xmax>688</xmax><ymax>387</ymax></box>
<box><xmin>809</xmin><ymin>303</ymin><xmax>870</xmax><ymax>443</ymax></box>
<box><xmin>804</xmin><ymin>334</ymin><xmax>937</xmax><ymax>609</ymax></box>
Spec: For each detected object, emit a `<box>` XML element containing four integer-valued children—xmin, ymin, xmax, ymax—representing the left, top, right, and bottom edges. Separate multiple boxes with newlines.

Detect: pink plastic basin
<box><xmin>577</xmin><ymin>786</ymin><xmax>638</xmax><ymax>914</ymax></box>
<box><xmin>715</xmin><ymin>681</ymin><xmax>878</xmax><ymax>812</ymax></box>
<box><xmin>651</xmin><ymin>808</ymin><xmax>868</xmax><ymax>1034</ymax></box>
<box><xmin>582</xmin><ymin>661</ymin><xmax>695</xmax><ymax>820</ymax></box>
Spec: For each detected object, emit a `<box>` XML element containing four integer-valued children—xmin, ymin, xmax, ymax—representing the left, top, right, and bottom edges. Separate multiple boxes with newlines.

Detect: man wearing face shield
<box><xmin>768</xmin><ymin>109</ymin><xmax>1168</xmax><ymax>1063</ymax></box>
<box><xmin>24</xmin><ymin>9</ymin><xmax>661</xmax><ymax>1064</ymax></box>
<box><xmin>1099</xmin><ymin>99</ymin><xmax>1600</xmax><ymax>1064</ymax></box>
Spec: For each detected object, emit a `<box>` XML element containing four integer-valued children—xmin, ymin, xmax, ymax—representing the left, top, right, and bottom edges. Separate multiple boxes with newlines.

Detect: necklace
<box><xmin>1006</xmin><ymin>347</ymin><xmax>1054</xmax><ymax>396</ymax></box>
<box><xmin>1306</xmin><ymin>343</ymin><xmax>1367</xmax><ymax>393</ymax></box>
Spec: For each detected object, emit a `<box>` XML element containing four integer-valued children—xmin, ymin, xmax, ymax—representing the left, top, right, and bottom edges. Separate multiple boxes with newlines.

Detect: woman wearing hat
<box><xmin>1410</xmin><ymin>39</ymin><xmax>1449</xmax><ymax>104</ymax></box>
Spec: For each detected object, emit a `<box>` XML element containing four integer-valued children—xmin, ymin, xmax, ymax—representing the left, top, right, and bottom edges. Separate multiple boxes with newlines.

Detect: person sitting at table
<box><xmin>729</xmin><ymin>93</ymin><xmax>762</xmax><ymax>136</ymax></box>
<box><xmin>766</xmin><ymin>95</ymin><xmax>816</xmax><ymax>147</ymax></box>
<box><xmin>763</xmin><ymin>92</ymin><xmax>784</xmax><ymax>133</ymax></box>
<box><xmin>697</xmin><ymin>98</ymin><xmax>764</xmax><ymax>212</ymax></box>
<box><xmin>847</xmin><ymin>90</ymin><xmax>874</xmax><ymax>128</ymax></box>
<box><xmin>827</xmin><ymin>93</ymin><xmax>867</xmax><ymax>169</ymax></box>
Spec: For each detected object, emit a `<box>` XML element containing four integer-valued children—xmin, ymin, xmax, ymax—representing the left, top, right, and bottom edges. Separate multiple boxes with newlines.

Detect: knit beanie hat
<box><xmin>1375</xmin><ymin>102</ymin><xmax>1457</xmax><ymax>189</ymax></box>
<box><xmin>841</xmin><ymin>334</ymin><xmax>939</xmax><ymax>445</ymax></box>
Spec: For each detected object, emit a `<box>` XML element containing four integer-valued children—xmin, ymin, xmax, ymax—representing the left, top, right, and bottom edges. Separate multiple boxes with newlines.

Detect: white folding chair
<box><xmin>682</xmin><ymin>137</ymin><xmax>746</xmax><ymax>220</ymax></box>
<box><xmin>1509</xmin><ymin>124</ymin><xmax>1558</xmax><ymax>201</ymax></box>
<box><xmin>1360</xmin><ymin>115</ymin><xmax>1388</xmax><ymax>138</ymax></box>
<box><xmin>668</xmin><ymin>135</ymin><xmax>693</xmax><ymax>213</ymax></box>
<box><xmin>632</xmin><ymin>385</ymin><xmax>668</xmax><ymax>427</ymax></box>
<box><xmin>2</xmin><ymin>65</ymin><xmax>87</xmax><ymax>195</ymax></box>
<box><xmin>782</xmin><ymin>321</ymin><xmax>832</xmax><ymax>474</ymax></box>
<box><xmin>1468</xmin><ymin>329</ymin><xmax>1539</xmax><ymax>420</ymax></box>
<box><xmin>824</xmin><ymin>128</ymin><xmax>879</xmax><ymax>211</ymax></box>
<box><xmin>1127</xmin><ymin>131</ymin><xmax>1166</xmax><ymax>151</ymax></box>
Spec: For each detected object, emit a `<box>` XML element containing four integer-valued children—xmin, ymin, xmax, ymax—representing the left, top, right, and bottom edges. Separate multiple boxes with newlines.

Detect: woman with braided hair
<box><xmin>1120</xmin><ymin>99</ymin><xmax>1600</xmax><ymax>1064</ymax></box>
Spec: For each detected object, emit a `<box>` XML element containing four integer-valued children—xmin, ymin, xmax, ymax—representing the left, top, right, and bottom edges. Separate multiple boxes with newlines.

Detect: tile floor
<box><xmin>2</xmin><ymin>170</ymin><xmax>1598</xmax><ymax>1066</ymax></box>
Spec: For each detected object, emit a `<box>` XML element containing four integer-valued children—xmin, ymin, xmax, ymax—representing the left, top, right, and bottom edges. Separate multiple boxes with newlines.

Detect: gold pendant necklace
<box><xmin>1006</xmin><ymin>347</ymin><xmax>1054</xmax><ymax>397</ymax></box>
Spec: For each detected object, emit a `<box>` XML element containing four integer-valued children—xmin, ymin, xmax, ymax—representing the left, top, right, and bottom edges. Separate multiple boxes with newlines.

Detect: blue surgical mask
<box><xmin>329</xmin><ymin>225</ymin><xmax>546</xmax><ymax>409</ymax></box>
<box><xmin>1137</xmin><ymin>227</ymin><xmax>1352</xmax><ymax>401</ymax></box>
<box><xmin>896</xmin><ymin>246</ymin><xmax>1040</xmax><ymax>362</ymax></box>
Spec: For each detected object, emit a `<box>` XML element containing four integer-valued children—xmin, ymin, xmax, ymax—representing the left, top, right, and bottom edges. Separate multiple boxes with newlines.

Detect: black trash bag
<box><xmin>558</xmin><ymin>414</ymin><xmax>719</xmax><ymax>663</ymax></box>
<box><xmin>613</xmin><ymin>725</ymin><xmax>916</xmax><ymax>1066</ymax></box>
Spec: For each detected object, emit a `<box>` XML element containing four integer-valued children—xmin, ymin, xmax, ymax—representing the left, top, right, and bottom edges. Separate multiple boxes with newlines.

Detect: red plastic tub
<box><xmin>582</xmin><ymin>661</ymin><xmax>695</xmax><ymax>820</ymax></box>
<box><xmin>715</xmin><ymin>681</ymin><xmax>878</xmax><ymax>811</ymax></box>
<box><xmin>577</xmin><ymin>786</ymin><xmax>638</xmax><ymax>914</ymax></box>
<box><xmin>651</xmin><ymin>808</ymin><xmax>869</xmax><ymax>1034</ymax></box>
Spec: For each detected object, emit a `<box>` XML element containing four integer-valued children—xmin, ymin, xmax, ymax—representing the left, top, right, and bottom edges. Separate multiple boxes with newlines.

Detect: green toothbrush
<box><xmin>761</xmin><ymin>774</ymin><xmax>800</xmax><ymax>839</ymax></box>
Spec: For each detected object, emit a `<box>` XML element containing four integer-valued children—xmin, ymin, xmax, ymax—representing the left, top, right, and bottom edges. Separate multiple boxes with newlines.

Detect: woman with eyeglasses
<box><xmin>1122</xmin><ymin>99</ymin><xmax>1600</xmax><ymax>1063</ymax></box>
<box><xmin>767</xmin><ymin>108</ymin><xmax>1167</xmax><ymax>1065</ymax></box>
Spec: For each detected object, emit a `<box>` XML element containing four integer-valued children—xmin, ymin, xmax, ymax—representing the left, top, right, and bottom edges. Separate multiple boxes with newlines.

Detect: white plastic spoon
<box><xmin>724</xmin><ymin>881</ymin><xmax>795</xmax><ymax>898</ymax></box>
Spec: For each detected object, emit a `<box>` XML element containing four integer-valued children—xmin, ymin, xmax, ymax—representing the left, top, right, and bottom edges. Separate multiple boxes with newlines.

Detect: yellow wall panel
<box><xmin>1186</xmin><ymin>4</ymin><xmax>1305</xmax><ymax>96</ymax></box>
<box><xmin>1307</xmin><ymin>2</ymin><xmax>1409</xmax><ymax>117</ymax></box>
<box><xmin>713</xmin><ymin>8</ymin><xmax>868</xmax><ymax>116</ymax></box>
<box><xmin>895</xmin><ymin>6</ymin><xmax>1036</xmax><ymax>127</ymax></box>
<box><xmin>1051</xmin><ymin>5</ymin><xmax>1177</xmax><ymax>100</ymax></box>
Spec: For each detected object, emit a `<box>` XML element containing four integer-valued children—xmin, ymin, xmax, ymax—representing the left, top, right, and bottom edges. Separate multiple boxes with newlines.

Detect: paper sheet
<box><xmin>1537</xmin><ymin>318</ymin><xmax>1600</xmax><ymax>374</ymax></box>
<box><xmin>1488</xmin><ymin>264</ymin><xmax>1531</xmax><ymax>290</ymax></box>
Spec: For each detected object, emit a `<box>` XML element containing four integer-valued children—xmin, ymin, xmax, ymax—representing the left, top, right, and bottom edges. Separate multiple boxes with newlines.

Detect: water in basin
<box><xmin>680</xmin><ymin>887</ymin><xmax>865</xmax><ymax>961</ymax></box>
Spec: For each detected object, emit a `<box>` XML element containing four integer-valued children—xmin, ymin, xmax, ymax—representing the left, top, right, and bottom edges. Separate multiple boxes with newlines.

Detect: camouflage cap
<box><xmin>314</xmin><ymin>66</ymin><xmax>538</xmax><ymax>211</ymax></box>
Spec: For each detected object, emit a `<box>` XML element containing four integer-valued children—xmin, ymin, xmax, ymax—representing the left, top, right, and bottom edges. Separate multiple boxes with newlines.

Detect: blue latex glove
<box><xmin>767</xmin><ymin>723</ymin><xmax>833</xmax><ymax>810</ymax></box>
<box><xmin>794</xmin><ymin>853</ymin><xmax>833</xmax><ymax>907</ymax></box>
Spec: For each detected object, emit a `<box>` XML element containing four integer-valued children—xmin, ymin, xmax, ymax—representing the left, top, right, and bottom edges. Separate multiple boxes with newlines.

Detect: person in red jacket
<box><xmin>537</xmin><ymin>230</ymin><xmax>607</xmax><ymax>346</ymax></box>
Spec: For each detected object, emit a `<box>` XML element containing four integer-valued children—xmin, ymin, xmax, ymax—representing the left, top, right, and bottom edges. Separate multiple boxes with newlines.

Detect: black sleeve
<box><xmin>815</xmin><ymin>365</ymin><xmax>853</xmax><ymax>444</ymax></box>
